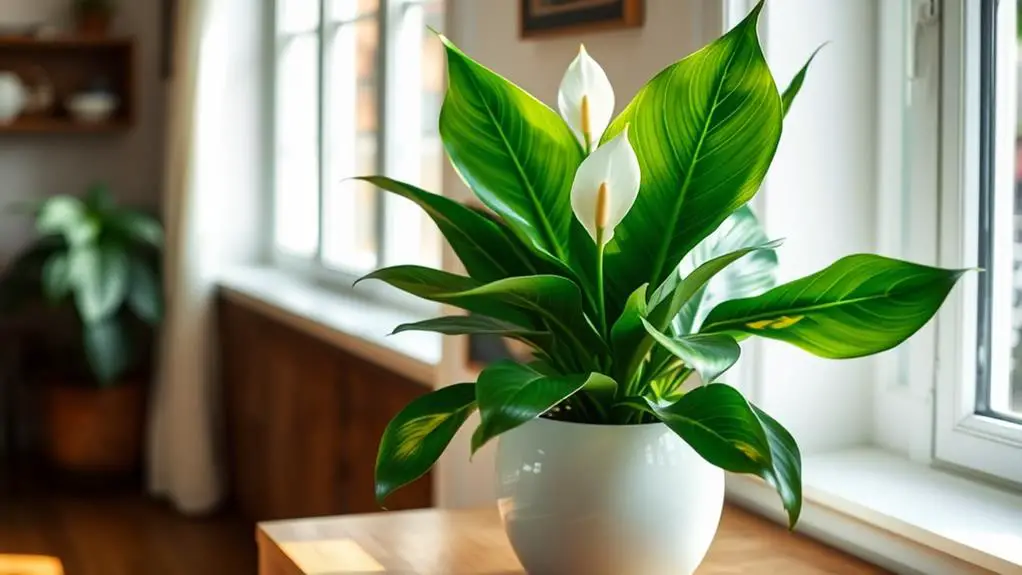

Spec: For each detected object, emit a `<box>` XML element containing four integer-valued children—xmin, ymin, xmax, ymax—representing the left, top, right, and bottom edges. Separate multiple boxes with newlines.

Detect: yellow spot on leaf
<box><xmin>735</xmin><ymin>442</ymin><xmax>767</xmax><ymax>464</ymax></box>
<box><xmin>746</xmin><ymin>315</ymin><xmax>805</xmax><ymax>330</ymax></box>
<box><xmin>395</xmin><ymin>413</ymin><xmax>451</xmax><ymax>460</ymax></box>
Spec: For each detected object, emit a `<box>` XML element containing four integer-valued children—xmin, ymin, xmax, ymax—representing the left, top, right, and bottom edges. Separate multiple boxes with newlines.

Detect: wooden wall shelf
<box><xmin>0</xmin><ymin>35</ymin><xmax>136</xmax><ymax>134</ymax></box>
<box><xmin>0</xmin><ymin>116</ymin><xmax>131</xmax><ymax>134</ymax></box>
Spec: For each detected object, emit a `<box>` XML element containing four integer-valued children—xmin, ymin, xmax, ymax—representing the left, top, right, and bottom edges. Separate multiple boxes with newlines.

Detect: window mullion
<box><xmin>316</xmin><ymin>0</ymin><xmax>327</xmax><ymax>265</ymax></box>
<box><xmin>375</xmin><ymin>0</ymin><xmax>392</xmax><ymax>266</ymax></box>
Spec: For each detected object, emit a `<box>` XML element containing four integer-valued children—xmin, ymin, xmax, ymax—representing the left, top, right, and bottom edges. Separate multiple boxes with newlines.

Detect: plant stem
<box><xmin>595</xmin><ymin>232</ymin><xmax>607</xmax><ymax>338</ymax></box>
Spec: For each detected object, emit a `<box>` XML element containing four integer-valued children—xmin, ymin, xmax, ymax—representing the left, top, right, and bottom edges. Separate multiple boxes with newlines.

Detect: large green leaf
<box><xmin>36</xmin><ymin>196</ymin><xmax>98</xmax><ymax>247</ymax></box>
<box><xmin>392</xmin><ymin>315</ymin><xmax>550</xmax><ymax>348</ymax></box>
<box><xmin>472</xmin><ymin>361</ymin><xmax>612</xmax><ymax>452</ymax></box>
<box><xmin>649</xmin><ymin>383</ymin><xmax>769</xmax><ymax>474</ymax></box>
<box><xmin>701</xmin><ymin>254</ymin><xmax>967</xmax><ymax>358</ymax></box>
<box><xmin>753</xmin><ymin>404</ymin><xmax>802</xmax><ymax>528</ymax></box>
<box><xmin>127</xmin><ymin>256</ymin><xmax>162</xmax><ymax>325</ymax></box>
<box><xmin>109</xmin><ymin>210</ymin><xmax>163</xmax><ymax>248</ymax></box>
<box><xmin>358</xmin><ymin>266</ymin><xmax>531</xmax><ymax>326</ymax></box>
<box><xmin>601</xmin><ymin>2</ymin><xmax>782</xmax><ymax>315</ymax></box>
<box><xmin>649</xmin><ymin>383</ymin><xmax>800</xmax><ymax>526</ymax></box>
<box><xmin>360</xmin><ymin>268</ymin><xmax>602</xmax><ymax>354</ymax></box>
<box><xmin>68</xmin><ymin>243</ymin><xmax>131</xmax><ymax>323</ymax></box>
<box><xmin>641</xmin><ymin>318</ymin><xmax>740</xmax><ymax>384</ymax></box>
<box><xmin>83</xmin><ymin>318</ymin><xmax>131</xmax><ymax>385</ymax></box>
<box><xmin>438</xmin><ymin>34</ymin><xmax>583</xmax><ymax>264</ymax></box>
<box><xmin>357</xmin><ymin>176</ymin><xmax>534</xmax><ymax>281</ymax></box>
<box><xmin>375</xmin><ymin>383</ymin><xmax>477</xmax><ymax>504</ymax></box>
<box><xmin>674</xmin><ymin>206</ymin><xmax>778</xmax><ymax>335</ymax></box>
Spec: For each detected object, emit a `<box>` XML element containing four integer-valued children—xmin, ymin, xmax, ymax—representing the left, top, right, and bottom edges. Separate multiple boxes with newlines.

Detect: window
<box><xmin>934</xmin><ymin>0</ymin><xmax>1022</xmax><ymax>483</ymax></box>
<box><xmin>272</xmin><ymin>0</ymin><xmax>444</xmax><ymax>281</ymax></box>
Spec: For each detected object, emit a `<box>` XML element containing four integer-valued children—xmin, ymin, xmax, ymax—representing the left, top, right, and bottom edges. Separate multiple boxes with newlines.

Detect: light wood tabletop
<box><xmin>257</xmin><ymin>504</ymin><xmax>887</xmax><ymax>574</ymax></box>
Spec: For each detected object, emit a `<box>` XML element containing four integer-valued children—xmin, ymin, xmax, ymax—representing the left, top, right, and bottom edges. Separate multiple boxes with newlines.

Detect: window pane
<box><xmin>1010</xmin><ymin>0</ymin><xmax>1022</xmax><ymax>416</ymax></box>
<box><xmin>980</xmin><ymin>0</ymin><xmax>1022</xmax><ymax>419</ymax></box>
<box><xmin>382</xmin><ymin>0</ymin><xmax>443</xmax><ymax>269</ymax></box>
<box><xmin>279</xmin><ymin>0</ymin><xmax>320</xmax><ymax>34</ymax></box>
<box><xmin>275</xmin><ymin>33</ymin><xmax>321</xmax><ymax>258</ymax></box>
<box><xmin>322</xmin><ymin>17</ymin><xmax>380</xmax><ymax>272</ymax></box>
<box><xmin>329</xmin><ymin>0</ymin><xmax>378</xmax><ymax>21</ymax></box>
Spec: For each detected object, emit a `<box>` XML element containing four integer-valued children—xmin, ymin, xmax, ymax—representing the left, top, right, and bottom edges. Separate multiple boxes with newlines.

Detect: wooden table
<box><xmin>257</xmin><ymin>505</ymin><xmax>886</xmax><ymax>574</ymax></box>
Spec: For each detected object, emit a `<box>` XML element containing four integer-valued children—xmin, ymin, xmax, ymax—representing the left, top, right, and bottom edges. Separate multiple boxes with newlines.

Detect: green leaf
<box><xmin>640</xmin><ymin>318</ymin><xmax>740</xmax><ymax>384</ymax></box>
<box><xmin>652</xmin><ymin>384</ymin><xmax>802</xmax><ymax>527</ymax></box>
<box><xmin>83</xmin><ymin>318</ymin><xmax>131</xmax><ymax>385</ymax></box>
<box><xmin>483</xmin><ymin>207</ymin><xmax>598</xmax><ymax>317</ymax></box>
<box><xmin>626</xmin><ymin>238</ymin><xmax>777</xmax><ymax>383</ymax></box>
<box><xmin>651</xmin><ymin>237</ymin><xmax>781</xmax><ymax>331</ymax></box>
<box><xmin>110</xmin><ymin>210</ymin><xmax>163</xmax><ymax>247</ymax></box>
<box><xmin>701</xmin><ymin>254</ymin><xmax>968</xmax><ymax>358</ymax></box>
<box><xmin>127</xmin><ymin>256</ymin><xmax>162</xmax><ymax>325</ymax></box>
<box><xmin>359</xmin><ymin>266</ymin><xmax>533</xmax><ymax>327</ymax></box>
<box><xmin>392</xmin><ymin>315</ymin><xmax>550</xmax><ymax>348</ymax></box>
<box><xmin>375</xmin><ymin>383</ymin><xmax>477</xmax><ymax>505</ymax></box>
<box><xmin>649</xmin><ymin>383</ymin><xmax>769</xmax><ymax>474</ymax></box>
<box><xmin>361</xmin><ymin>268</ymin><xmax>603</xmax><ymax>354</ymax></box>
<box><xmin>41</xmin><ymin>253</ymin><xmax>71</xmax><ymax>303</ymax></box>
<box><xmin>36</xmin><ymin>196</ymin><xmax>98</xmax><ymax>247</ymax></box>
<box><xmin>438</xmin><ymin>34</ymin><xmax>584</xmax><ymax>266</ymax></box>
<box><xmin>781</xmin><ymin>44</ymin><xmax>825</xmax><ymax>117</ymax></box>
<box><xmin>601</xmin><ymin>2</ymin><xmax>782</xmax><ymax>316</ymax></box>
<box><xmin>357</xmin><ymin>176</ymin><xmax>533</xmax><ymax>281</ymax></box>
<box><xmin>753</xmin><ymin>405</ymin><xmax>802</xmax><ymax>528</ymax></box>
<box><xmin>609</xmin><ymin>284</ymin><xmax>649</xmax><ymax>383</ymax></box>
<box><xmin>449</xmin><ymin>275</ymin><xmax>605</xmax><ymax>354</ymax></box>
<box><xmin>674</xmin><ymin>206</ymin><xmax>778</xmax><ymax>334</ymax></box>
<box><xmin>68</xmin><ymin>243</ymin><xmax>131</xmax><ymax>323</ymax></box>
<box><xmin>472</xmin><ymin>361</ymin><xmax>604</xmax><ymax>452</ymax></box>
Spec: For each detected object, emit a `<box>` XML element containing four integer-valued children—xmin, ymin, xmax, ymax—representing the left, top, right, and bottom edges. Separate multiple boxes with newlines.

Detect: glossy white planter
<box><xmin>496</xmin><ymin>418</ymin><xmax>724</xmax><ymax>575</ymax></box>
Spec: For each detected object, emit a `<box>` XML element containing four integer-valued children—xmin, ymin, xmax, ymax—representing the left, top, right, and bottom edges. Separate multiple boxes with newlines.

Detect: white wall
<box><xmin>753</xmin><ymin>0</ymin><xmax>879</xmax><ymax>452</ymax></box>
<box><xmin>0</xmin><ymin>0</ymin><xmax>165</xmax><ymax>259</ymax></box>
<box><xmin>436</xmin><ymin>0</ymin><xmax>725</xmax><ymax>509</ymax></box>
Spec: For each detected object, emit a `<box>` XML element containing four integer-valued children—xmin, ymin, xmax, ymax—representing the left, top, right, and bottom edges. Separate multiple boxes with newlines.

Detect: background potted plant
<box><xmin>0</xmin><ymin>184</ymin><xmax>162</xmax><ymax>478</ymax></box>
<box><xmin>365</xmin><ymin>2</ymin><xmax>967</xmax><ymax>574</ymax></box>
<box><xmin>72</xmin><ymin>0</ymin><xmax>117</xmax><ymax>36</ymax></box>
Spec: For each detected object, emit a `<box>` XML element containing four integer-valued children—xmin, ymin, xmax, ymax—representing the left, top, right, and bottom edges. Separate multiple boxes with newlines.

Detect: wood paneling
<box><xmin>218</xmin><ymin>295</ymin><xmax>433</xmax><ymax>522</ymax></box>
<box><xmin>257</xmin><ymin>506</ymin><xmax>889</xmax><ymax>574</ymax></box>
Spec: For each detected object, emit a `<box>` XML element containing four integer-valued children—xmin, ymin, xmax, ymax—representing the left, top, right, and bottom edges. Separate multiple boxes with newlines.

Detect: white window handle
<box><xmin>908</xmin><ymin>0</ymin><xmax>941</xmax><ymax>104</ymax></box>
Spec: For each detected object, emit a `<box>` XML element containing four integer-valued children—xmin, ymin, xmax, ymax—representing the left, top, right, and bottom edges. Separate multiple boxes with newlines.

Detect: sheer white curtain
<box><xmin>149</xmin><ymin>0</ymin><xmax>266</xmax><ymax>514</ymax></box>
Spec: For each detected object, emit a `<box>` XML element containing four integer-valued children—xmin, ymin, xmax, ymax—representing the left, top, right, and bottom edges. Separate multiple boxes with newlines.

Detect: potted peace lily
<box><xmin>362</xmin><ymin>3</ymin><xmax>965</xmax><ymax>574</ymax></box>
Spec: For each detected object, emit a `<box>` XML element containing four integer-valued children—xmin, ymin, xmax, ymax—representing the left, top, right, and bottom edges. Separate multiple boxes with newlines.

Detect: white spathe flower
<box><xmin>570</xmin><ymin>126</ymin><xmax>641</xmax><ymax>246</ymax></box>
<box><xmin>558</xmin><ymin>45</ymin><xmax>615</xmax><ymax>151</ymax></box>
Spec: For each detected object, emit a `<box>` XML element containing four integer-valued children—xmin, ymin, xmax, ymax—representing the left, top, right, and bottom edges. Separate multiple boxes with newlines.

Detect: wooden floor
<box><xmin>0</xmin><ymin>492</ymin><xmax>255</xmax><ymax>575</ymax></box>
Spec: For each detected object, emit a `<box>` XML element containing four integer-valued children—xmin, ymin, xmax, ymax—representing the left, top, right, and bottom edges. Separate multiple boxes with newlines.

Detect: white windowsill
<box><xmin>218</xmin><ymin>266</ymin><xmax>441</xmax><ymax>386</ymax></box>
<box><xmin>727</xmin><ymin>447</ymin><xmax>1022</xmax><ymax>574</ymax></box>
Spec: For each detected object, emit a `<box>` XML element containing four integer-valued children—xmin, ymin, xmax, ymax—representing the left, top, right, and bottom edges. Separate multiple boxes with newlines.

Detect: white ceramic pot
<box><xmin>496</xmin><ymin>418</ymin><xmax>724</xmax><ymax>575</ymax></box>
<box><xmin>0</xmin><ymin>72</ymin><xmax>26</xmax><ymax>124</ymax></box>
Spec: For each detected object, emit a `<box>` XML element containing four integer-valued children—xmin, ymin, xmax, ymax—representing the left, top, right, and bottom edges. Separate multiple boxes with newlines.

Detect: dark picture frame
<box><xmin>520</xmin><ymin>0</ymin><xmax>644</xmax><ymax>38</ymax></box>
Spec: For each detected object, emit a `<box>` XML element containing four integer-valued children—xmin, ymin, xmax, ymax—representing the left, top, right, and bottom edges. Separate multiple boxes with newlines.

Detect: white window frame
<box><xmin>932</xmin><ymin>0</ymin><xmax>1022</xmax><ymax>484</ymax></box>
<box><xmin>269</xmin><ymin>0</ymin><xmax>442</xmax><ymax>312</ymax></box>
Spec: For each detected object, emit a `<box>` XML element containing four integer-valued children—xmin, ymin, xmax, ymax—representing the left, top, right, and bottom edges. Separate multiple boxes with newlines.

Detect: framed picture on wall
<box><xmin>520</xmin><ymin>0</ymin><xmax>644</xmax><ymax>38</ymax></box>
